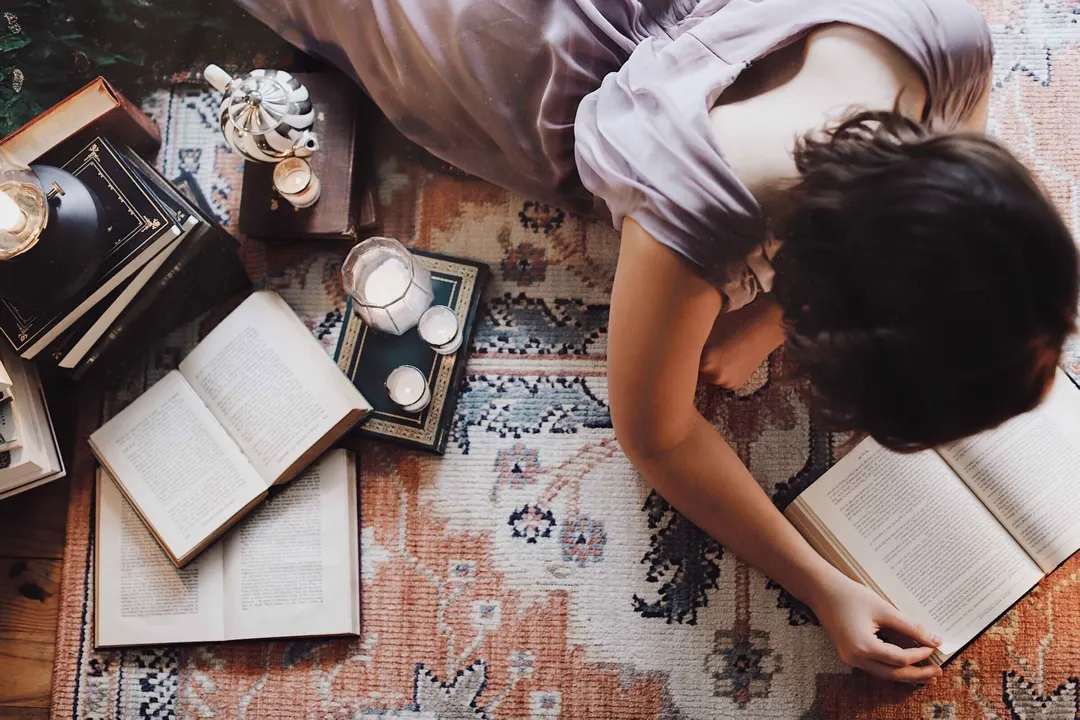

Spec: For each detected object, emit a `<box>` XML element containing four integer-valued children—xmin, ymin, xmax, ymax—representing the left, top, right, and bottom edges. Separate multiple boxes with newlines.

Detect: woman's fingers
<box><xmin>877</xmin><ymin>608</ymin><xmax>943</xmax><ymax>648</ymax></box>
<box><xmin>865</xmin><ymin>641</ymin><xmax>938</xmax><ymax>668</ymax></box>
<box><xmin>860</xmin><ymin>659</ymin><xmax>943</xmax><ymax>684</ymax></box>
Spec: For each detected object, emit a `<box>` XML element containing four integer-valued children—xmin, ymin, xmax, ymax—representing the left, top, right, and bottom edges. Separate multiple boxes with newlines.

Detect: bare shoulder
<box><xmin>708</xmin><ymin>23</ymin><xmax>927</xmax><ymax>197</ymax></box>
<box><xmin>804</xmin><ymin>24</ymin><xmax>927</xmax><ymax>112</ymax></box>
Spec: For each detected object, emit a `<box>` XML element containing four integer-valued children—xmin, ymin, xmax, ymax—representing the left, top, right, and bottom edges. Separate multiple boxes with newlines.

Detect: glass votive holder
<box><xmin>341</xmin><ymin>237</ymin><xmax>435</xmax><ymax>335</ymax></box>
<box><xmin>273</xmin><ymin>157</ymin><xmax>321</xmax><ymax>208</ymax></box>
<box><xmin>418</xmin><ymin>305</ymin><xmax>462</xmax><ymax>355</ymax></box>
<box><xmin>385</xmin><ymin>365</ymin><xmax>431</xmax><ymax>412</ymax></box>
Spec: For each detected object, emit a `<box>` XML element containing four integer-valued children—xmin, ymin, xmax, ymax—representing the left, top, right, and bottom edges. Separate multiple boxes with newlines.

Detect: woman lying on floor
<box><xmin>234</xmin><ymin>0</ymin><xmax>1079</xmax><ymax>682</ymax></box>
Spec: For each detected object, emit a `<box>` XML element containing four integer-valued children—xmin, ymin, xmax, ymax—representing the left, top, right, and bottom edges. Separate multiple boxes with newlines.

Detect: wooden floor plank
<box><xmin>0</xmin><ymin>480</ymin><xmax>69</xmax><ymax>560</ymax></box>
<box><xmin>0</xmin><ymin>707</ymin><xmax>50</xmax><ymax>719</ymax></box>
<box><xmin>0</xmin><ymin>560</ymin><xmax>63</xmax><ymax>644</ymax></box>
<box><xmin>0</xmin><ymin>559</ymin><xmax>61</xmax><ymax>710</ymax></box>
<box><xmin>0</xmin><ymin>638</ymin><xmax>52</xmax><ymax>708</ymax></box>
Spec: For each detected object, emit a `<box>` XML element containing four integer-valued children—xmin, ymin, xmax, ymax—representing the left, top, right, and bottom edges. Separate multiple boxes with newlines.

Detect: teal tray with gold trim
<box><xmin>334</xmin><ymin>250</ymin><xmax>489</xmax><ymax>454</ymax></box>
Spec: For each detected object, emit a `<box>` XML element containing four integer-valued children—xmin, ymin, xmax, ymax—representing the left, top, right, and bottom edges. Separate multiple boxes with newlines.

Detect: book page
<box><xmin>179</xmin><ymin>291</ymin><xmax>369</xmax><ymax>485</ymax></box>
<box><xmin>790</xmin><ymin>438</ymin><xmax>1043</xmax><ymax>657</ymax></box>
<box><xmin>222</xmin><ymin>449</ymin><xmax>359</xmax><ymax>640</ymax></box>
<box><xmin>95</xmin><ymin>472</ymin><xmax>224</xmax><ymax>647</ymax></box>
<box><xmin>940</xmin><ymin>369</ymin><xmax>1080</xmax><ymax>572</ymax></box>
<box><xmin>89</xmin><ymin>371</ymin><xmax>268</xmax><ymax>563</ymax></box>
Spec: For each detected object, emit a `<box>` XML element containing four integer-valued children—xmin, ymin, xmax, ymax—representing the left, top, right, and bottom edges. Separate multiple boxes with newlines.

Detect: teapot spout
<box><xmin>292</xmin><ymin>131</ymin><xmax>320</xmax><ymax>158</ymax></box>
<box><xmin>203</xmin><ymin>64</ymin><xmax>235</xmax><ymax>94</ymax></box>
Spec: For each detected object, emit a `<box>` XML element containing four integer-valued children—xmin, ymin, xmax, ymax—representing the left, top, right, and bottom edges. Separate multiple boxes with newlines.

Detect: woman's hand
<box><xmin>699</xmin><ymin>295</ymin><xmax>786</xmax><ymax>390</ymax></box>
<box><xmin>812</xmin><ymin>573</ymin><xmax>944</xmax><ymax>683</ymax></box>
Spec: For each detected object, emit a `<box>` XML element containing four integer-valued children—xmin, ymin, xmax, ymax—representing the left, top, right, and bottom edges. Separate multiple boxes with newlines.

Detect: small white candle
<box><xmin>385</xmin><ymin>365</ymin><xmax>431</xmax><ymax>412</ymax></box>
<box><xmin>273</xmin><ymin>157</ymin><xmax>321</xmax><ymax>208</ymax></box>
<box><xmin>418</xmin><ymin>305</ymin><xmax>462</xmax><ymax>355</ymax></box>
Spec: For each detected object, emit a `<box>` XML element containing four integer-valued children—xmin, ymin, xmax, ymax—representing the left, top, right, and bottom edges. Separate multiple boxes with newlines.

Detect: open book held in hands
<box><xmin>786</xmin><ymin>368</ymin><xmax>1080</xmax><ymax>665</ymax></box>
<box><xmin>89</xmin><ymin>291</ymin><xmax>372</xmax><ymax>567</ymax></box>
<box><xmin>95</xmin><ymin>449</ymin><xmax>360</xmax><ymax>648</ymax></box>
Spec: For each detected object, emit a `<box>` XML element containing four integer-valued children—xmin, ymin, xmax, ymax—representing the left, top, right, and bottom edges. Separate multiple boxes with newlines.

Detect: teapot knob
<box><xmin>203</xmin><ymin>64</ymin><xmax>235</xmax><ymax>94</ymax></box>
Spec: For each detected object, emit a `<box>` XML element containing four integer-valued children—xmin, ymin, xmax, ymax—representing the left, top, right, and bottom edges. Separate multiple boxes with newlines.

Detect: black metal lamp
<box><xmin>0</xmin><ymin>147</ymin><xmax>107</xmax><ymax>308</ymax></box>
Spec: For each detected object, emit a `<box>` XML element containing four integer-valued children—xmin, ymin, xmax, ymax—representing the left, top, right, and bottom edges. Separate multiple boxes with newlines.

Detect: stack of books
<box><xmin>0</xmin><ymin>347</ymin><xmax>64</xmax><ymax>501</ymax></box>
<box><xmin>0</xmin><ymin>77</ymin><xmax>251</xmax><ymax>380</ymax></box>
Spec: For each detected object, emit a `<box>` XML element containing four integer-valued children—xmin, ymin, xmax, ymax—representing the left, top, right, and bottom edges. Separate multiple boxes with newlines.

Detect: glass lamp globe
<box><xmin>0</xmin><ymin>147</ymin><xmax>106</xmax><ymax>308</ymax></box>
<box><xmin>0</xmin><ymin>148</ymin><xmax>48</xmax><ymax>261</ymax></box>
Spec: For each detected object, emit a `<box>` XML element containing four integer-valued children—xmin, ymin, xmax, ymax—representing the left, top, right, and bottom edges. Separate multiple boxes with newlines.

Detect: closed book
<box><xmin>46</xmin><ymin>278</ymin><xmax>133</xmax><ymax>366</ymax></box>
<box><xmin>239</xmin><ymin>71</ymin><xmax>378</xmax><ymax>241</ymax></box>
<box><xmin>334</xmin><ymin>251</ymin><xmax>489</xmax><ymax>454</ymax></box>
<box><xmin>47</xmin><ymin>146</ymin><xmax>203</xmax><ymax>369</ymax></box>
<box><xmin>72</xmin><ymin>220</ymin><xmax>250</xmax><ymax>381</ymax></box>
<box><xmin>69</xmin><ymin>150</ymin><xmax>250</xmax><ymax>382</ymax></box>
<box><xmin>0</xmin><ymin>136</ymin><xmax>181</xmax><ymax>358</ymax></box>
<box><xmin>0</xmin><ymin>346</ymin><xmax>65</xmax><ymax>501</ymax></box>
<box><xmin>0</xmin><ymin>77</ymin><xmax>160</xmax><ymax>164</ymax></box>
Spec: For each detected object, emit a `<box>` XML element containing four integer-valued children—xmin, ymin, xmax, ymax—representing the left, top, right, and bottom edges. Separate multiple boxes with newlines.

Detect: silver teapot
<box><xmin>203</xmin><ymin>64</ymin><xmax>320</xmax><ymax>163</ymax></box>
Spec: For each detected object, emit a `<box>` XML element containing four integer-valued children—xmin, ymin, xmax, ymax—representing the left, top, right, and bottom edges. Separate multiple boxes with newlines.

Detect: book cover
<box><xmin>44</xmin><ymin>148</ymin><xmax>199</xmax><ymax>368</ymax></box>
<box><xmin>239</xmin><ymin>71</ymin><xmax>378</xmax><ymax>240</ymax></box>
<box><xmin>67</xmin><ymin>150</ymin><xmax>250</xmax><ymax>381</ymax></box>
<box><xmin>334</xmin><ymin>251</ymin><xmax>489</xmax><ymax>454</ymax></box>
<box><xmin>45</xmin><ymin>278</ymin><xmax>133</xmax><ymax>366</ymax></box>
<box><xmin>72</xmin><ymin>223</ymin><xmax>251</xmax><ymax>382</ymax></box>
<box><xmin>0</xmin><ymin>136</ymin><xmax>179</xmax><ymax>355</ymax></box>
<box><xmin>1</xmin><ymin>77</ymin><xmax>161</xmax><ymax>165</ymax></box>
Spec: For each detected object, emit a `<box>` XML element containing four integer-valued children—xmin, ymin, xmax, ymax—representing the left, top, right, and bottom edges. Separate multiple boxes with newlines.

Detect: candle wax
<box><xmin>280</xmin><ymin>168</ymin><xmax>309</xmax><ymax>193</ymax></box>
<box><xmin>363</xmin><ymin>258</ymin><xmax>411</xmax><ymax>306</ymax></box>
<box><xmin>419</xmin><ymin>306</ymin><xmax>459</xmax><ymax>345</ymax></box>
<box><xmin>386</xmin><ymin>366</ymin><xmax>430</xmax><ymax>410</ymax></box>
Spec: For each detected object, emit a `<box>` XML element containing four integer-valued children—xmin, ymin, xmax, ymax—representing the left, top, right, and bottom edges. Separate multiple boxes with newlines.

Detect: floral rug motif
<box><xmin>50</xmin><ymin>2</ymin><xmax>1080</xmax><ymax>717</ymax></box>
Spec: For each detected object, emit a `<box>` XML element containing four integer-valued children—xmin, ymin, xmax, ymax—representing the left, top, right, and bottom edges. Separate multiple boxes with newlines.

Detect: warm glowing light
<box><xmin>0</xmin><ymin>189</ymin><xmax>26</xmax><ymax>235</ymax></box>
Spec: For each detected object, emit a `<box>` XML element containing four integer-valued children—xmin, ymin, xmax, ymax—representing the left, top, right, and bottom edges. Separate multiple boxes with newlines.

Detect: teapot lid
<box><xmin>224</xmin><ymin>73</ymin><xmax>291</xmax><ymax>136</ymax></box>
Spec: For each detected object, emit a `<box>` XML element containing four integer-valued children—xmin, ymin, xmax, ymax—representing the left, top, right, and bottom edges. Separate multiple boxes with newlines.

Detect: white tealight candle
<box><xmin>385</xmin><ymin>365</ymin><xmax>431</xmax><ymax>412</ymax></box>
<box><xmin>273</xmin><ymin>157</ymin><xmax>321</xmax><ymax>208</ymax></box>
<box><xmin>418</xmin><ymin>305</ymin><xmax>462</xmax><ymax>355</ymax></box>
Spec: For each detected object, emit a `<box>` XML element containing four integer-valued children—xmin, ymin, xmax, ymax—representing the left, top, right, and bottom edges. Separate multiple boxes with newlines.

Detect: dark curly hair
<box><xmin>772</xmin><ymin>111</ymin><xmax>1078</xmax><ymax>451</ymax></box>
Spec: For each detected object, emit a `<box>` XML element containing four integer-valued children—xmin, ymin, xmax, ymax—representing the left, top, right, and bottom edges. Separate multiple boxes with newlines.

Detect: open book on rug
<box><xmin>95</xmin><ymin>449</ymin><xmax>360</xmax><ymax>648</ymax></box>
<box><xmin>89</xmin><ymin>291</ymin><xmax>371</xmax><ymax>567</ymax></box>
<box><xmin>786</xmin><ymin>368</ymin><xmax>1080</xmax><ymax>665</ymax></box>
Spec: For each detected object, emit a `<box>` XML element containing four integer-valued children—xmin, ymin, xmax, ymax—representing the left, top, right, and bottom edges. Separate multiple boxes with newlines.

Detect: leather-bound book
<box><xmin>238</xmin><ymin>71</ymin><xmax>378</xmax><ymax>241</ymax></box>
<box><xmin>1</xmin><ymin>77</ymin><xmax>161</xmax><ymax>163</ymax></box>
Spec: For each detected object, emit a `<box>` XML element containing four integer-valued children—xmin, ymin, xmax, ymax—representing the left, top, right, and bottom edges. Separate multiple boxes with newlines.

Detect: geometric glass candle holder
<box><xmin>341</xmin><ymin>236</ymin><xmax>434</xmax><ymax>335</ymax></box>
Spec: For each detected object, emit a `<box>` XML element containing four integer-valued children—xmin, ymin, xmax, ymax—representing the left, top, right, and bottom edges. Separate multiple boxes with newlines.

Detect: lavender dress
<box><xmin>234</xmin><ymin>0</ymin><xmax>992</xmax><ymax>309</ymax></box>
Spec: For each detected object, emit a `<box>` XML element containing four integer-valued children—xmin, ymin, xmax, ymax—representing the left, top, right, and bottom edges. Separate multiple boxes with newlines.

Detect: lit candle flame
<box><xmin>0</xmin><ymin>190</ymin><xmax>26</xmax><ymax>235</ymax></box>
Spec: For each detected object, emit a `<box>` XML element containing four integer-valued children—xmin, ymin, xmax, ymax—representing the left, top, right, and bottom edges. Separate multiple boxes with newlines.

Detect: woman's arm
<box><xmin>610</xmin><ymin>219</ymin><xmax>943</xmax><ymax>682</ymax></box>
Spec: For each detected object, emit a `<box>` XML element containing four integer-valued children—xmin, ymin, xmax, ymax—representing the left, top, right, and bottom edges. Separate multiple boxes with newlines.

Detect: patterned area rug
<box><xmin>49</xmin><ymin>3</ymin><xmax>1080</xmax><ymax>718</ymax></box>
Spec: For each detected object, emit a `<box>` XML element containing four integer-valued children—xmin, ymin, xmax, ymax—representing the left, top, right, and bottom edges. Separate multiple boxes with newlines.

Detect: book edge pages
<box><xmin>59</xmin><ymin>222</ymin><xmax>195</xmax><ymax>368</ymax></box>
<box><xmin>0</xmin><ymin>79</ymin><xmax>116</xmax><ymax>164</ymax></box>
<box><xmin>22</xmin><ymin>226</ymin><xmax>181</xmax><ymax>359</ymax></box>
<box><xmin>270</xmin><ymin>407</ymin><xmax>369</xmax><ymax>487</ymax></box>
